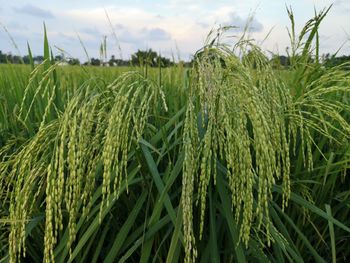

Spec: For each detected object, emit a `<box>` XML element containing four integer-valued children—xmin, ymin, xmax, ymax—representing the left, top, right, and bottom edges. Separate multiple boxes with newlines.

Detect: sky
<box><xmin>0</xmin><ymin>0</ymin><xmax>350</xmax><ymax>62</ymax></box>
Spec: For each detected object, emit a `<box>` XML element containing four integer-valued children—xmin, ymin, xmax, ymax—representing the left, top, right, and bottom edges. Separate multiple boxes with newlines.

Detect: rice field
<box><xmin>0</xmin><ymin>8</ymin><xmax>350</xmax><ymax>263</ymax></box>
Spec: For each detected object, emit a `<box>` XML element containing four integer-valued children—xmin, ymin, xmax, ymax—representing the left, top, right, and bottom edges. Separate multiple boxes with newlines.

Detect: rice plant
<box><xmin>0</xmin><ymin>6</ymin><xmax>349</xmax><ymax>263</ymax></box>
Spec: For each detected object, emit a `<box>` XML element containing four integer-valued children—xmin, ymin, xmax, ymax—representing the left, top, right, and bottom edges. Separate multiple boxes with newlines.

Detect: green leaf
<box><xmin>140</xmin><ymin>142</ymin><xmax>177</xmax><ymax>225</ymax></box>
<box><xmin>209</xmin><ymin>187</ymin><xmax>220</xmax><ymax>263</ymax></box>
<box><xmin>274</xmin><ymin>185</ymin><xmax>350</xmax><ymax>234</ymax></box>
<box><xmin>103</xmin><ymin>191</ymin><xmax>148</xmax><ymax>263</ymax></box>
<box><xmin>273</xmin><ymin>202</ymin><xmax>326</xmax><ymax>263</ymax></box>
<box><xmin>166</xmin><ymin>205</ymin><xmax>183</xmax><ymax>263</ymax></box>
<box><xmin>43</xmin><ymin>23</ymin><xmax>50</xmax><ymax>70</ymax></box>
<box><xmin>27</xmin><ymin>42</ymin><xmax>34</xmax><ymax>70</ymax></box>
<box><xmin>91</xmin><ymin>222</ymin><xmax>109</xmax><ymax>263</ymax></box>
<box><xmin>325</xmin><ymin>204</ymin><xmax>336</xmax><ymax>263</ymax></box>
<box><xmin>119</xmin><ymin>213</ymin><xmax>174</xmax><ymax>263</ymax></box>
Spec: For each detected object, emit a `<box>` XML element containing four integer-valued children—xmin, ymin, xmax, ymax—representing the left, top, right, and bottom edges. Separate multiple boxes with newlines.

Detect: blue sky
<box><xmin>0</xmin><ymin>0</ymin><xmax>349</xmax><ymax>62</ymax></box>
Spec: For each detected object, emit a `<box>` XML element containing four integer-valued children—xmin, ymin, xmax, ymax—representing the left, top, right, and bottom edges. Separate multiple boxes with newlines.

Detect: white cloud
<box><xmin>13</xmin><ymin>4</ymin><xmax>54</xmax><ymax>19</ymax></box>
<box><xmin>6</xmin><ymin>21</ymin><xmax>29</xmax><ymax>31</ymax></box>
<box><xmin>222</xmin><ymin>12</ymin><xmax>263</xmax><ymax>32</ymax></box>
<box><xmin>60</xmin><ymin>6</ymin><xmax>211</xmax><ymax>59</ymax></box>
<box><xmin>106</xmin><ymin>24</ymin><xmax>171</xmax><ymax>47</ymax></box>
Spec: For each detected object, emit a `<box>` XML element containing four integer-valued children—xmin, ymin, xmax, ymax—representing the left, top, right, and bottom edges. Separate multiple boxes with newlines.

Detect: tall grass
<box><xmin>1</xmin><ymin>6</ymin><xmax>350</xmax><ymax>263</ymax></box>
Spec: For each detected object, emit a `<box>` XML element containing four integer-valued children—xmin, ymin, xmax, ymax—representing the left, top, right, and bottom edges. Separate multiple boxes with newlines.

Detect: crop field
<box><xmin>0</xmin><ymin>8</ymin><xmax>350</xmax><ymax>263</ymax></box>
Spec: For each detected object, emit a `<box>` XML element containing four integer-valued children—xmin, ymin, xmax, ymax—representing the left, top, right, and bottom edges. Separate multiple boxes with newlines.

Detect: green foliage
<box><xmin>323</xmin><ymin>54</ymin><xmax>350</xmax><ymax>70</ymax></box>
<box><xmin>131</xmin><ymin>49</ymin><xmax>173</xmax><ymax>67</ymax></box>
<box><xmin>0</xmin><ymin>6</ymin><xmax>350</xmax><ymax>263</ymax></box>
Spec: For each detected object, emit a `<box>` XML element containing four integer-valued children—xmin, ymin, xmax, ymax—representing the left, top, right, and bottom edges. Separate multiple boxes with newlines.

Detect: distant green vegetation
<box><xmin>0</xmin><ymin>48</ymin><xmax>178</xmax><ymax>67</ymax></box>
<box><xmin>1</xmin><ymin>6</ymin><xmax>350</xmax><ymax>263</ymax></box>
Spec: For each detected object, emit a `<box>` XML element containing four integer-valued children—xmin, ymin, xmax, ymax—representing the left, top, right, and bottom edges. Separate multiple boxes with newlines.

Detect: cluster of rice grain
<box><xmin>181</xmin><ymin>41</ymin><xmax>292</xmax><ymax>262</ymax></box>
<box><xmin>1</xmin><ymin>71</ymin><xmax>157</xmax><ymax>262</ymax></box>
<box><xmin>181</xmin><ymin>37</ymin><xmax>350</xmax><ymax>262</ymax></box>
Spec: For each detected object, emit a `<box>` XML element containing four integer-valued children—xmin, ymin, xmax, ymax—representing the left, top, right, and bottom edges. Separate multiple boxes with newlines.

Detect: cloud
<box><xmin>6</xmin><ymin>21</ymin><xmax>28</xmax><ymax>31</ymax></box>
<box><xmin>155</xmin><ymin>14</ymin><xmax>164</xmax><ymax>19</ymax></box>
<box><xmin>143</xmin><ymin>28</ymin><xmax>171</xmax><ymax>41</ymax></box>
<box><xmin>196</xmin><ymin>21</ymin><xmax>209</xmax><ymax>29</ymax></box>
<box><xmin>116</xmin><ymin>26</ymin><xmax>171</xmax><ymax>45</ymax></box>
<box><xmin>13</xmin><ymin>4</ymin><xmax>54</xmax><ymax>19</ymax></box>
<box><xmin>64</xmin><ymin>7</ymin><xmax>201</xmax><ymax>40</ymax></box>
<box><xmin>223</xmin><ymin>12</ymin><xmax>263</xmax><ymax>32</ymax></box>
<box><xmin>334</xmin><ymin>0</ymin><xmax>346</xmax><ymax>6</ymax></box>
<box><xmin>169</xmin><ymin>0</ymin><xmax>213</xmax><ymax>6</ymax></box>
<box><xmin>333</xmin><ymin>0</ymin><xmax>350</xmax><ymax>14</ymax></box>
<box><xmin>80</xmin><ymin>27</ymin><xmax>102</xmax><ymax>36</ymax></box>
<box><xmin>115</xmin><ymin>24</ymin><xmax>126</xmax><ymax>30</ymax></box>
<box><xmin>57</xmin><ymin>32</ymin><xmax>76</xmax><ymax>42</ymax></box>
